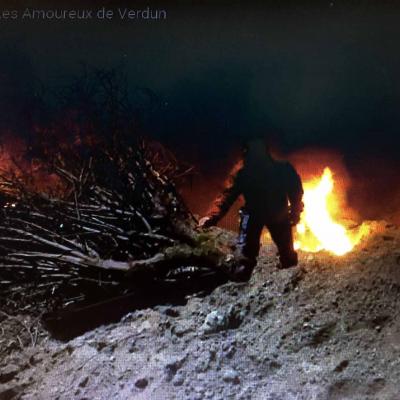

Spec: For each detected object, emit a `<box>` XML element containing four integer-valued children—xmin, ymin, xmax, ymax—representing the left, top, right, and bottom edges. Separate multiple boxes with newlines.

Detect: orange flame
<box><xmin>294</xmin><ymin>167</ymin><xmax>369</xmax><ymax>255</ymax></box>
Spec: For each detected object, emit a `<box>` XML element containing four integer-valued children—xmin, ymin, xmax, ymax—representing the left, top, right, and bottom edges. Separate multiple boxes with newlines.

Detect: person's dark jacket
<box><xmin>207</xmin><ymin>158</ymin><xmax>304</xmax><ymax>225</ymax></box>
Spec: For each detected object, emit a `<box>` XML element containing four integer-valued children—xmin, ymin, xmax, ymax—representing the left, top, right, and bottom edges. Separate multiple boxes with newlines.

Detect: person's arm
<box><xmin>200</xmin><ymin>170</ymin><xmax>242</xmax><ymax>227</ymax></box>
<box><xmin>286</xmin><ymin>163</ymin><xmax>304</xmax><ymax>225</ymax></box>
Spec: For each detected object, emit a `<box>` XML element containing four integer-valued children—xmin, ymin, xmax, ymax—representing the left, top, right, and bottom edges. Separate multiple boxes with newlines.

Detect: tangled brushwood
<box><xmin>0</xmin><ymin>140</ymin><xmax>235</xmax><ymax>313</ymax></box>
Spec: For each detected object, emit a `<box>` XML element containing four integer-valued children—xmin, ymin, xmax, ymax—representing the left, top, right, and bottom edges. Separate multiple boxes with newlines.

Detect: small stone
<box><xmin>222</xmin><ymin>369</ymin><xmax>240</xmax><ymax>384</ymax></box>
<box><xmin>223</xmin><ymin>346</ymin><xmax>236</xmax><ymax>359</ymax></box>
<box><xmin>201</xmin><ymin>305</ymin><xmax>244</xmax><ymax>335</ymax></box>
<box><xmin>172</xmin><ymin>372</ymin><xmax>185</xmax><ymax>387</ymax></box>
<box><xmin>94</xmin><ymin>341</ymin><xmax>108</xmax><ymax>351</ymax></box>
<box><xmin>194</xmin><ymin>386</ymin><xmax>205</xmax><ymax>394</ymax></box>
<box><xmin>128</xmin><ymin>341</ymin><xmax>136</xmax><ymax>353</ymax></box>
<box><xmin>165</xmin><ymin>356</ymin><xmax>185</xmax><ymax>381</ymax></box>
<box><xmin>334</xmin><ymin>360</ymin><xmax>349</xmax><ymax>372</ymax></box>
<box><xmin>135</xmin><ymin>378</ymin><xmax>148</xmax><ymax>389</ymax></box>
<box><xmin>201</xmin><ymin>311</ymin><xmax>226</xmax><ymax>334</ymax></box>
<box><xmin>269</xmin><ymin>360</ymin><xmax>282</xmax><ymax>370</ymax></box>
<box><xmin>173</xmin><ymin>321</ymin><xmax>193</xmax><ymax>337</ymax></box>
<box><xmin>79</xmin><ymin>376</ymin><xmax>89</xmax><ymax>388</ymax></box>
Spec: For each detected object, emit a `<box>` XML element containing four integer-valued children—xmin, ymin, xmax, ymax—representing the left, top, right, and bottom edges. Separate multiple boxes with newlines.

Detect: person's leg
<box><xmin>234</xmin><ymin>209</ymin><xmax>264</xmax><ymax>280</ymax></box>
<box><xmin>267</xmin><ymin>221</ymin><xmax>298</xmax><ymax>268</ymax></box>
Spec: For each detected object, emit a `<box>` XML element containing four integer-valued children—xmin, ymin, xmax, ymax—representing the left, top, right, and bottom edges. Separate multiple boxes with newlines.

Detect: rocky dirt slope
<box><xmin>1</xmin><ymin>221</ymin><xmax>400</xmax><ymax>400</ymax></box>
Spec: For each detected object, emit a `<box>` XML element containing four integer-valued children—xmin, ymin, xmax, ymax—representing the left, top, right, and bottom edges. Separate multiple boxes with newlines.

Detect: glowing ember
<box><xmin>293</xmin><ymin>167</ymin><xmax>369</xmax><ymax>256</ymax></box>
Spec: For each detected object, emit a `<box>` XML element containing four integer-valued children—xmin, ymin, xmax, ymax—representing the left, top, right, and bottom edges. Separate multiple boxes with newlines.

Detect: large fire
<box><xmin>293</xmin><ymin>167</ymin><xmax>369</xmax><ymax>256</ymax></box>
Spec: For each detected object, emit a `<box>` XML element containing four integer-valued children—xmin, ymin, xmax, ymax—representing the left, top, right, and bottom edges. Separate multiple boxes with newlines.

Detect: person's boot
<box><xmin>277</xmin><ymin>251</ymin><xmax>298</xmax><ymax>269</ymax></box>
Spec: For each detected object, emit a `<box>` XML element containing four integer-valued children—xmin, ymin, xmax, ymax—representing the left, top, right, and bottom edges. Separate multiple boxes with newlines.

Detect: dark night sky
<box><xmin>0</xmin><ymin>0</ymin><xmax>399</xmax><ymax>219</ymax></box>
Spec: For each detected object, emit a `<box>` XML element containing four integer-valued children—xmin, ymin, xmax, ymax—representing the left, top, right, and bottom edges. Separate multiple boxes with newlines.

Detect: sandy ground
<box><xmin>1</xmin><ymin>221</ymin><xmax>400</xmax><ymax>400</ymax></box>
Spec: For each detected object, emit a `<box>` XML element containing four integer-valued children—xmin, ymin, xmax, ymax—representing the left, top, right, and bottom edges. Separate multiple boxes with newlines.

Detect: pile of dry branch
<box><xmin>0</xmin><ymin>139</ymin><xmax>235</xmax><ymax>313</ymax></box>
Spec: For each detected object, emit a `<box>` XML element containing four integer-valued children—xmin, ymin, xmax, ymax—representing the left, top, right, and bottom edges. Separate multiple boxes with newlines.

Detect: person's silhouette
<box><xmin>199</xmin><ymin>139</ymin><xmax>304</xmax><ymax>281</ymax></box>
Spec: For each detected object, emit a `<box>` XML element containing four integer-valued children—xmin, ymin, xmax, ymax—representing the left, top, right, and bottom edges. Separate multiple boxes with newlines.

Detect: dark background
<box><xmin>0</xmin><ymin>0</ymin><xmax>399</xmax><ymax>222</ymax></box>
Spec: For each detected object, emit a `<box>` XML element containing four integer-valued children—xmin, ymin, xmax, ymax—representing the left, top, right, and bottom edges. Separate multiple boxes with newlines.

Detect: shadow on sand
<box><xmin>42</xmin><ymin>271</ymin><xmax>229</xmax><ymax>341</ymax></box>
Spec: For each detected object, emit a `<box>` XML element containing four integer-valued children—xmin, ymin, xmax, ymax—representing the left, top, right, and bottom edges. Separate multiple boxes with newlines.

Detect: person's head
<box><xmin>242</xmin><ymin>138</ymin><xmax>272</xmax><ymax>163</ymax></box>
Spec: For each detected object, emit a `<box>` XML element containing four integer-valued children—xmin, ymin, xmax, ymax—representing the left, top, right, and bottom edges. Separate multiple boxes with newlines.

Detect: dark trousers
<box><xmin>238</xmin><ymin>209</ymin><xmax>298</xmax><ymax>268</ymax></box>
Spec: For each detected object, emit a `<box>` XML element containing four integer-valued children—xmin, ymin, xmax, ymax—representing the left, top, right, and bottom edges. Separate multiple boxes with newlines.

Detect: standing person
<box><xmin>199</xmin><ymin>139</ymin><xmax>304</xmax><ymax>281</ymax></box>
